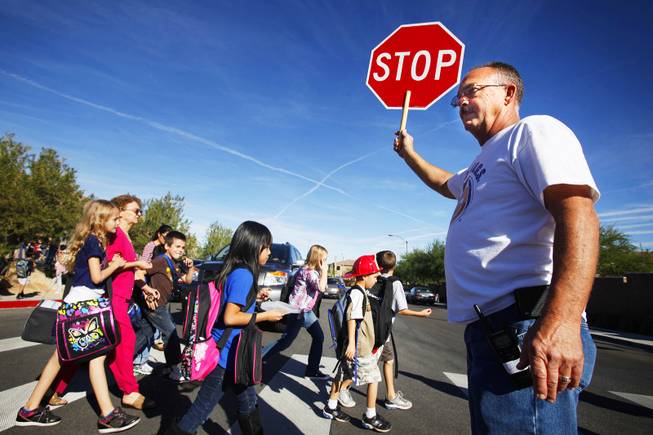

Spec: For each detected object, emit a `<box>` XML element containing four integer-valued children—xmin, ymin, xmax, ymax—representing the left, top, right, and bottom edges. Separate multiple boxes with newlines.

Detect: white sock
<box><xmin>328</xmin><ymin>399</ymin><xmax>338</xmax><ymax>410</ymax></box>
<box><xmin>365</xmin><ymin>408</ymin><xmax>376</xmax><ymax>419</ymax></box>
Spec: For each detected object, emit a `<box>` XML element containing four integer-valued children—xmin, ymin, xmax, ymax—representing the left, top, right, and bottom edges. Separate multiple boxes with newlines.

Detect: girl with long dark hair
<box><xmin>168</xmin><ymin>221</ymin><xmax>286</xmax><ymax>435</ymax></box>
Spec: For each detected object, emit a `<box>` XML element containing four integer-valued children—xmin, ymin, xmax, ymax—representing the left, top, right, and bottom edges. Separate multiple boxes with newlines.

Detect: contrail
<box><xmin>599</xmin><ymin>206</ymin><xmax>653</xmax><ymax>218</ymax></box>
<box><xmin>0</xmin><ymin>69</ymin><xmax>347</xmax><ymax>195</ymax></box>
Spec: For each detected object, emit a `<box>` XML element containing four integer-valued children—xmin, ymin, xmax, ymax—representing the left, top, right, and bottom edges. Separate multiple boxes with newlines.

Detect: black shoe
<box><xmin>305</xmin><ymin>370</ymin><xmax>330</xmax><ymax>380</ymax></box>
<box><xmin>97</xmin><ymin>407</ymin><xmax>140</xmax><ymax>433</ymax></box>
<box><xmin>15</xmin><ymin>406</ymin><xmax>62</xmax><ymax>427</ymax></box>
<box><xmin>362</xmin><ymin>413</ymin><xmax>392</xmax><ymax>432</ymax></box>
<box><xmin>16</xmin><ymin>293</ymin><xmax>25</xmax><ymax>299</ymax></box>
<box><xmin>165</xmin><ymin>421</ymin><xmax>193</xmax><ymax>435</ymax></box>
<box><xmin>237</xmin><ymin>406</ymin><xmax>263</xmax><ymax>435</ymax></box>
<box><xmin>322</xmin><ymin>405</ymin><xmax>351</xmax><ymax>422</ymax></box>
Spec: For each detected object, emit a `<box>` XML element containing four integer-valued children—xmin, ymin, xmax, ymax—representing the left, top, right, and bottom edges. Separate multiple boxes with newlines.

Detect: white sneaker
<box><xmin>133</xmin><ymin>362</ymin><xmax>153</xmax><ymax>376</ymax></box>
<box><xmin>384</xmin><ymin>390</ymin><xmax>412</xmax><ymax>410</ymax></box>
<box><xmin>338</xmin><ymin>387</ymin><xmax>356</xmax><ymax>408</ymax></box>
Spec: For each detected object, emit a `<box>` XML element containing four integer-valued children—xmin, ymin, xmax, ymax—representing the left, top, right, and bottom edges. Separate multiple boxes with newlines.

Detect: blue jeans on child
<box><xmin>178</xmin><ymin>365</ymin><xmax>257</xmax><ymax>433</ymax></box>
<box><xmin>264</xmin><ymin>310</ymin><xmax>324</xmax><ymax>374</ymax></box>
<box><xmin>134</xmin><ymin>305</ymin><xmax>181</xmax><ymax>365</ymax></box>
<box><xmin>464</xmin><ymin>303</ymin><xmax>596</xmax><ymax>434</ymax></box>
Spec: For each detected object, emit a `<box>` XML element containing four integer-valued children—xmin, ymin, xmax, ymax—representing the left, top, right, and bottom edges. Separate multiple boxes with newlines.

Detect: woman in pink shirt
<box><xmin>107</xmin><ymin>194</ymin><xmax>154</xmax><ymax>410</ymax></box>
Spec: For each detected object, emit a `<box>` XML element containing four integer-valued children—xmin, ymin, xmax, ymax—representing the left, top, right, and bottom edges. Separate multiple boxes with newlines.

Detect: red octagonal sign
<box><xmin>366</xmin><ymin>22</ymin><xmax>465</xmax><ymax>109</ymax></box>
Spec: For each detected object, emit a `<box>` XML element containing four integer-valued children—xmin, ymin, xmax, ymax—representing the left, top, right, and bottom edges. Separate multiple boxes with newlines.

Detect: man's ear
<box><xmin>505</xmin><ymin>84</ymin><xmax>517</xmax><ymax>105</ymax></box>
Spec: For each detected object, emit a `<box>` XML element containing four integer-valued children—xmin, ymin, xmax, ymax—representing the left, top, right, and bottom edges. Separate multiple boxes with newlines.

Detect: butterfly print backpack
<box><xmin>55</xmin><ymin>280</ymin><xmax>120</xmax><ymax>363</ymax></box>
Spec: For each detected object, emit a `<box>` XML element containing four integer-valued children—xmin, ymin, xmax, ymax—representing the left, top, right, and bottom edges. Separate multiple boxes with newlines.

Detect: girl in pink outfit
<box><xmin>106</xmin><ymin>194</ymin><xmax>154</xmax><ymax>410</ymax></box>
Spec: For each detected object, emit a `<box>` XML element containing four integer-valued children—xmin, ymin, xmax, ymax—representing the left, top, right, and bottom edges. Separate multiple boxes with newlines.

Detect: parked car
<box><xmin>325</xmin><ymin>277</ymin><xmax>345</xmax><ymax>299</ymax></box>
<box><xmin>405</xmin><ymin>286</ymin><xmax>437</xmax><ymax>305</ymax></box>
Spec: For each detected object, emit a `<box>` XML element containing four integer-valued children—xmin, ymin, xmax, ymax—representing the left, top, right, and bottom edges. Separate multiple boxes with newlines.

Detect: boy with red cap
<box><xmin>322</xmin><ymin>255</ymin><xmax>392</xmax><ymax>433</ymax></box>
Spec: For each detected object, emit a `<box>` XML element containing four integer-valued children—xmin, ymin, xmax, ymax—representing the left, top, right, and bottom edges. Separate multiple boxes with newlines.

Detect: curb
<box><xmin>0</xmin><ymin>299</ymin><xmax>41</xmax><ymax>309</ymax></box>
<box><xmin>590</xmin><ymin>331</ymin><xmax>653</xmax><ymax>352</ymax></box>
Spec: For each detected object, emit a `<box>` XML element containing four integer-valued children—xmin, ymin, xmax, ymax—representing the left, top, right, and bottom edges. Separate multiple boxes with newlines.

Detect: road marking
<box><xmin>443</xmin><ymin>371</ymin><xmax>468</xmax><ymax>397</ymax></box>
<box><xmin>0</xmin><ymin>336</ymin><xmax>41</xmax><ymax>353</ymax></box>
<box><xmin>610</xmin><ymin>391</ymin><xmax>653</xmax><ymax>410</ymax></box>
<box><xmin>228</xmin><ymin>354</ymin><xmax>338</xmax><ymax>435</ymax></box>
<box><xmin>0</xmin><ymin>381</ymin><xmax>87</xmax><ymax>432</ymax></box>
<box><xmin>591</xmin><ymin>330</ymin><xmax>653</xmax><ymax>349</ymax></box>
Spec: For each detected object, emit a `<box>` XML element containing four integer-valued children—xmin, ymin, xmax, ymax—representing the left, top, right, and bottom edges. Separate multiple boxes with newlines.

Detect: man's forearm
<box><xmin>403</xmin><ymin>149</ymin><xmax>455</xmax><ymax>199</ymax></box>
<box><xmin>542</xmin><ymin>195</ymin><xmax>599</xmax><ymax>327</ymax></box>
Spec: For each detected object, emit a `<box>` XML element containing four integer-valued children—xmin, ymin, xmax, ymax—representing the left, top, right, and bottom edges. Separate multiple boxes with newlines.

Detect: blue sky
<box><xmin>1</xmin><ymin>0</ymin><xmax>652</xmax><ymax>261</ymax></box>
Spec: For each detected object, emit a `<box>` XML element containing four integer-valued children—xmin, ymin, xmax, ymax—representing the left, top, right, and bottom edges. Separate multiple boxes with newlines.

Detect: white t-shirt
<box><xmin>348</xmin><ymin>286</ymin><xmax>366</xmax><ymax>320</ymax></box>
<box><xmin>445</xmin><ymin>115</ymin><xmax>599</xmax><ymax>323</ymax></box>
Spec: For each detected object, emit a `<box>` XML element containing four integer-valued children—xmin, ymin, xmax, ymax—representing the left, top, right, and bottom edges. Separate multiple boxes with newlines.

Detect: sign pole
<box><xmin>399</xmin><ymin>90</ymin><xmax>411</xmax><ymax>131</ymax></box>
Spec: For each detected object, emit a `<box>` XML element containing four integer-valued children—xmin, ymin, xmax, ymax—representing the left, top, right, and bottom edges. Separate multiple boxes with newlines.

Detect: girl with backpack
<box><xmin>167</xmin><ymin>221</ymin><xmax>286</xmax><ymax>435</ymax></box>
<box><xmin>263</xmin><ymin>244</ymin><xmax>329</xmax><ymax>379</ymax></box>
<box><xmin>16</xmin><ymin>200</ymin><xmax>141</xmax><ymax>433</ymax></box>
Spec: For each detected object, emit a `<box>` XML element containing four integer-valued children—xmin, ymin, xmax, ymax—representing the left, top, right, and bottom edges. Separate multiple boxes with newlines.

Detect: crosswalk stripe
<box><xmin>0</xmin><ymin>337</ymin><xmax>40</xmax><ymax>353</ymax></box>
<box><xmin>0</xmin><ymin>381</ymin><xmax>87</xmax><ymax>432</ymax></box>
<box><xmin>228</xmin><ymin>354</ymin><xmax>338</xmax><ymax>435</ymax></box>
<box><xmin>443</xmin><ymin>371</ymin><xmax>468</xmax><ymax>397</ymax></box>
<box><xmin>610</xmin><ymin>391</ymin><xmax>653</xmax><ymax>410</ymax></box>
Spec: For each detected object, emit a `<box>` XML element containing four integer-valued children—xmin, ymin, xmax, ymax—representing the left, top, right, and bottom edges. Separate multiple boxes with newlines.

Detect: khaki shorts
<box><xmin>336</xmin><ymin>345</ymin><xmax>384</xmax><ymax>386</ymax></box>
<box><xmin>379</xmin><ymin>339</ymin><xmax>395</xmax><ymax>363</ymax></box>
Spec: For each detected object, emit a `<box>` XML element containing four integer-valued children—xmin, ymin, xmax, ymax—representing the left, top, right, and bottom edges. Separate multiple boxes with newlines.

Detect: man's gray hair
<box><xmin>477</xmin><ymin>61</ymin><xmax>524</xmax><ymax>105</ymax></box>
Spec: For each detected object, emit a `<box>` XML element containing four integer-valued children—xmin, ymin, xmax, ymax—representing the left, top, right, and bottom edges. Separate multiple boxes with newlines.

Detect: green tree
<box><xmin>598</xmin><ymin>225</ymin><xmax>653</xmax><ymax>275</ymax></box>
<box><xmin>394</xmin><ymin>240</ymin><xmax>446</xmax><ymax>285</ymax></box>
<box><xmin>130</xmin><ymin>193</ymin><xmax>194</xmax><ymax>254</ymax></box>
<box><xmin>200</xmin><ymin>221</ymin><xmax>233</xmax><ymax>259</ymax></box>
<box><xmin>0</xmin><ymin>135</ymin><xmax>84</xmax><ymax>254</ymax></box>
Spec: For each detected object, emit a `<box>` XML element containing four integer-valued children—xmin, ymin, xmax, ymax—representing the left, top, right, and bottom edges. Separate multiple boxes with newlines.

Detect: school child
<box><xmin>15</xmin><ymin>250</ymin><xmax>35</xmax><ymax>299</ymax></box>
<box><xmin>167</xmin><ymin>221</ymin><xmax>286</xmax><ymax>435</ymax></box>
<box><xmin>323</xmin><ymin>255</ymin><xmax>392</xmax><ymax>433</ymax></box>
<box><xmin>16</xmin><ymin>199</ymin><xmax>140</xmax><ymax>433</ymax></box>
<box><xmin>263</xmin><ymin>244</ymin><xmax>329</xmax><ymax>379</ymax></box>
<box><xmin>134</xmin><ymin>230</ymin><xmax>195</xmax><ymax>380</ymax></box>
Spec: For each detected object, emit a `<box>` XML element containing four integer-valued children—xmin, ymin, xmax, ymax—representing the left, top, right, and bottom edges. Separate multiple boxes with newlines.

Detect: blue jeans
<box><xmin>264</xmin><ymin>310</ymin><xmax>324</xmax><ymax>374</ymax></box>
<box><xmin>134</xmin><ymin>305</ymin><xmax>181</xmax><ymax>365</ymax></box>
<box><xmin>178</xmin><ymin>365</ymin><xmax>258</xmax><ymax>433</ymax></box>
<box><xmin>465</xmin><ymin>304</ymin><xmax>596</xmax><ymax>434</ymax></box>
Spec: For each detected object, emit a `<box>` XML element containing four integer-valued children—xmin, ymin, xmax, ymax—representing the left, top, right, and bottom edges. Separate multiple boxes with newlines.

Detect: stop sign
<box><xmin>366</xmin><ymin>22</ymin><xmax>465</xmax><ymax>109</ymax></box>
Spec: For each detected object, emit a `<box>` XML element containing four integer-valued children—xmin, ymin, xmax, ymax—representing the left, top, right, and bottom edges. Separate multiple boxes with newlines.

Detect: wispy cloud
<box><xmin>601</xmin><ymin>214</ymin><xmax>653</xmax><ymax>223</ymax></box>
<box><xmin>599</xmin><ymin>206</ymin><xmax>653</xmax><ymax>218</ymax></box>
<box><xmin>623</xmin><ymin>230</ymin><xmax>653</xmax><ymax>236</ymax></box>
<box><xmin>616</xmin><ymin>222</ymin><xmax>653</xmax><ymax>230</ymax></box>
<box><xmin>0</xmin><ymin>69</ymin><xmax>348</xmax><ymax>195</ymax></box>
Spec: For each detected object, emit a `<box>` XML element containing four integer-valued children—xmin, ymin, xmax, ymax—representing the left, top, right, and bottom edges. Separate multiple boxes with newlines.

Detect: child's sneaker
<box><xmin>338</xmin><ymin>387</ymin><xmax>356</xmax><ymax>408</ymax></box>
<box><xmin>15</xmin><ymin>406</ymin><xmax>62</xmax><ymax>427</ymax></box>
<box><xmin>97</xmin><ymin>407</ymin><xmax>140</xmax><ymax>433</ymax></box>
<box><xmin>361</xmin><ymin>413</ymin><xmax>392</xmax><ymax>432</ymax></box>
<box><xmin>383</xmin><ymin>391</ymin><xmax>412</xmax><ymax>410</ymax></box>
<box><xmin>133</xmin><ymin>362</ymin><xmax>153</xmax><ymax>376</ymax></box>
<box><xmin>305</xmin><ymin>370</ymin><xmax>330</xmax><ymax>380</ymax></box>
<box><xmin>322</xmin><ymin>405</ymin><xmax>351</xmax><ymax>422</ymax></box>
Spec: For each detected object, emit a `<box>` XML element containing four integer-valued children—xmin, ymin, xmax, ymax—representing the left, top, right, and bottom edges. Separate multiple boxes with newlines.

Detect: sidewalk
<box><xmin>0</xmin><ymin>294</ymin><xmax>46</xmax><ymax>309</ymax></box>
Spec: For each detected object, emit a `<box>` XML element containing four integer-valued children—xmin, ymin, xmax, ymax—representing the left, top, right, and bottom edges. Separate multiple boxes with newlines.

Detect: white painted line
<box><xmin>0</xmin><ymin>381</ymin><xmax>86</xmax><ymax>432</ymax></box>
<box><xmin>443</xmin><ymin>371</ymin><xmax>468</xmax><ymax>397</ymax></box>
<box><xmin>610</xmin><ymin>391</ymin><xmax>653</xmax><ymax>410</ymax></box>
<box><xmin>229</xmin><ymin>354</ymin><xmax>338</xmax><ymax>435</ymax></box>
<box><xmin>0</xmin><ymin>337</ymin><xmax>41</xmax><ymax>353</ymax></box>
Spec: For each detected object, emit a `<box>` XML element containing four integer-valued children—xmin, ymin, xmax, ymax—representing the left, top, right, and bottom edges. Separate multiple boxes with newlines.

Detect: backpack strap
<box><xmin>161</xmin><ymin>255</ymin><xmax>179</xmax><ymax>282</ymax></box>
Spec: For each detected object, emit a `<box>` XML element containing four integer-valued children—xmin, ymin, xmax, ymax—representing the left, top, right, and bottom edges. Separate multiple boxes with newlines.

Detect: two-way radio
<box><xmin>474</xmin><ymin>304</ymin><xmax>532</xmax><ymax>389</ymax></box>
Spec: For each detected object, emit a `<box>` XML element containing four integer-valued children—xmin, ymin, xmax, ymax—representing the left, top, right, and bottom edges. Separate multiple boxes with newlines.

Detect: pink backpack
<box><xmin>180</xmin><ymin>280</ymin><xmax>226</xmax><ymax>381</ymax></box>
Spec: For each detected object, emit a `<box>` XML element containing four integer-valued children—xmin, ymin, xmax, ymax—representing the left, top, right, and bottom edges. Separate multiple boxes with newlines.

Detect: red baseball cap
<box><xmin>343</xmin><ymin>255</ymin><xmax>380</xmax><ymax>279</ymax></box>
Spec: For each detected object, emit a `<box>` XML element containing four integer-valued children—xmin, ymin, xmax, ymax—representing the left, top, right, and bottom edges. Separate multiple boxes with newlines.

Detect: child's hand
<box><xmin>109</xmin><ymin>254</ymin><xmax>126</xmax><ymax>269</ymax></box>
<box><xmin>135</xmin><ymin>269</ymin><xmax>146</xmax><ymax>280</ymax></box>
<box><xmin>264</xmin><ymin>309</ymin><xmax>285</xmax><ymax>322</ymax></box>
<box><xmin>421</xmin><ymin>308</ymin><xmax>432</xmax><ymax>317</ymax></box>
<box><xmin>182</xmin><ymin>257</ymin><xmax>194</xmax><ymax>269</ymax></box>
<box><xmin>345</xmin><ymin>343</ymin><xmax>355</xmax><ymax>361</ymax></box>
<box><xmin>257</xmin><ymin>287</ymin><xmax>271</xmax><ymax>302</ymax></box>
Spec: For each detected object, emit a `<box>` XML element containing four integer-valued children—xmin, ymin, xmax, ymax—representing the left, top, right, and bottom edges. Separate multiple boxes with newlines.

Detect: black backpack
<box><xmin>368</xmin><ymin>275</ymin><xmax>399</xmax><ymax>349</ymax></box>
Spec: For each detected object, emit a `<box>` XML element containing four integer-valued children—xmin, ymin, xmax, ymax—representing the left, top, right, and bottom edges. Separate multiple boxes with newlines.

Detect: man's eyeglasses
<box><xmin>122</xmin><ymin>208</ymin><xmax>142</xmax><ymax>216</ymax></box>
<box><xmin>450</xmin><ymin>84</ymin><xmax>507</xmax><ymax>107</ymax></box>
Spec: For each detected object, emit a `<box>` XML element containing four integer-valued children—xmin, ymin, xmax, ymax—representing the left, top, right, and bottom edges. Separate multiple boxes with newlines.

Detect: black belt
<box><xmin>514</xmin><ymin>285</ymin><xmax>549</xmax><ymax>319</ymax></box>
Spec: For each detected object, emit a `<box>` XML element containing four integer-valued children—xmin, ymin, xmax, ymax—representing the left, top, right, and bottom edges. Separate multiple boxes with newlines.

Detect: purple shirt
<box><xmin>289</xmin><ymin>267</ymin><xmax>321</xmax><ymax>312</ymax></box>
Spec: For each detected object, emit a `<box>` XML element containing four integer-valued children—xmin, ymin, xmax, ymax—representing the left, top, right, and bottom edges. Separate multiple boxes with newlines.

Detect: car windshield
<box><xmin>213</xmin><ymin>243</ymin><xmax>289</xmax><ymax>264</ymax></box>
<box><xmin>327</xmin><ymin>278</ymin><xmax>338</xmax><ymax>284</ymax></box>
<box><xmin>415</xmin><ymin>287</ymin><xmax>430</xmax><ymax>293</ymax></box>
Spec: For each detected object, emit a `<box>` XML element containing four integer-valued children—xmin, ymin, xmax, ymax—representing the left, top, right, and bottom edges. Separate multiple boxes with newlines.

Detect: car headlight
<box><xmin>262</xmin><ymin>271</ymin><xmax>288</xmax><ymax>287</ymax></box>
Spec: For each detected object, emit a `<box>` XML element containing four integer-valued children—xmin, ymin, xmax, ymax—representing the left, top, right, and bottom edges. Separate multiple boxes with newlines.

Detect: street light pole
<box><xmin>388</xmin><ymin>234</ymin><xmax>408</xmax><ymax>256</ymax></box>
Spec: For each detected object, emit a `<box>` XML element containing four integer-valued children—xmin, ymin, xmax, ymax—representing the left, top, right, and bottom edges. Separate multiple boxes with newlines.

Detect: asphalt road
<box><xmin>0</xmin><ymin>300</ymin><xmax>651</xmax><ymax>434</ymax></box>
